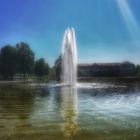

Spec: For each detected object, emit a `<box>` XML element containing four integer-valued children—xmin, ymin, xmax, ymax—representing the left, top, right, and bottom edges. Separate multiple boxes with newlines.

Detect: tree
<box><xmin>78</xmin><ymin>68</ymin><xmax>87</xmax><ymax>77</ymax></box>
<box><xmin>35</xmin><ymin>58</ymin><xmax>49</xmax><ymax>79</ymax></box>
<box><xmin>16</xmin><ymin>42</ymin><xmax>35</xmax><ymax>78</ymax></box>
<box><xmin>136</xmin><ymin>65</ymin><xmax>140</xmax><ymax>77</ymax></box>
<box><xmin>53</xmin><ymin>55</ymin><xmax>61</xmax><ymax>81</ymax></box>
<box><xmin>49</xmin><ymin>67</ymin><xmax>56</xmax><ymax>80</ymax></box>
<box><xmin>0</xmin><ymin>45</ymin><xmax>17</xmax><ymax>80</ymax></box>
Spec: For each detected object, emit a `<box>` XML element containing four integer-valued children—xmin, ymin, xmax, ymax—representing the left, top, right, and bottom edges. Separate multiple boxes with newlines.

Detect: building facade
<box><xmin>78</xmin><ymin>62</ymin><xmax>135</xmax><ymax>77</ymax></box>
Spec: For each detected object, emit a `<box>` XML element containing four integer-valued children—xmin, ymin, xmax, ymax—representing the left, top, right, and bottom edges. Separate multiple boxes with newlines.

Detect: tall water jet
<box><xmin>61</xmin><ymin>28</ymin><xmax>77</xmax><ymax>85</ymax></box>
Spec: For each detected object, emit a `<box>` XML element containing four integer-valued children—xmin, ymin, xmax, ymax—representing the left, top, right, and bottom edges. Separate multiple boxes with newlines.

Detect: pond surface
<box><xmin>0</xmin><ymin>81</ymin><xmax>140</xmax><ymax>140</ymax></box>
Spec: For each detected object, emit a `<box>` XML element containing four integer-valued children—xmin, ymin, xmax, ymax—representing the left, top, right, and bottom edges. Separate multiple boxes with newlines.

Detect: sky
<box><xmin>0</xmin><ymin>0</ymin><xmax>140</xmax><ymax>66</ymax></box>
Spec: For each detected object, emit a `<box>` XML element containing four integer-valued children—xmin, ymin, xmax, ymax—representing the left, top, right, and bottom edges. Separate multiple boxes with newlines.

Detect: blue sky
<box><xmin>0</xmin><ymin>0</ymin><xmax>140</xmax><ymax>65</ymax></box>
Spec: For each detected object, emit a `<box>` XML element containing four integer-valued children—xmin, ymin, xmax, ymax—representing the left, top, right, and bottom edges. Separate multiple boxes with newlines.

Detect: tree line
<box><xmin>1</xmin><ymin>42</ymin><xmax>140</xmax><ymax>81</ymax></box>
<box><xmin>0</xmin><ymin>42</ymin><xmax>50</xmax><ymax>80</ymax></box>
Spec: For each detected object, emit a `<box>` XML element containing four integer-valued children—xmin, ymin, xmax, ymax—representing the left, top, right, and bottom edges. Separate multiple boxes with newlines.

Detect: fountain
<box><xmin>61</xmin><ymin>28</ymin><xmax>77</xmax><ymax>85</ymax></box>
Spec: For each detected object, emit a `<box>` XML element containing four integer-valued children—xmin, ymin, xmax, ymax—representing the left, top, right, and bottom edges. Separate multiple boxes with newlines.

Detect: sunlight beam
<box><xmin>116</xmin><ymin>0</ymin><xmax>140</xmax><ymax>39</ymax></box>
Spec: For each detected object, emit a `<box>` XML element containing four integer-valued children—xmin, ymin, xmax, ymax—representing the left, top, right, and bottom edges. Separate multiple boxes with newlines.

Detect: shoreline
<box><xmin>0</xmin><ymin>76</ymin><xmax>139</xmax><ymax>84</ymax></box>
<box><xmin>78</xmin><ymin>76</ymin><xmax>140</xmax><ymax>82</ymax></box>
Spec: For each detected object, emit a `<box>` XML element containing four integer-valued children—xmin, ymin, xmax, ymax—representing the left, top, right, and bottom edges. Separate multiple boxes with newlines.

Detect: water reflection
<box><xmin>30</xmin><ymin>86</ymin><xmax>79</xmax><ymax>139</ymax></box>
<box><xmin>0</xmin><ymin>85</ymin><xmax>34</xmax><ymax>138</ymax></box>
<box><xmin>60</xmin><ymin>86</ymin><xmax>79</xmax><ymax>138</ymax></box>
<box><xmin>0</xmin><ymin>85</ymin><xmax>34</xmax><ymax>118</ymax></box>
<box><xmin>0</xmin><ymin>81</ymin><xmax>140</xmax><ymax>140</ymax></box>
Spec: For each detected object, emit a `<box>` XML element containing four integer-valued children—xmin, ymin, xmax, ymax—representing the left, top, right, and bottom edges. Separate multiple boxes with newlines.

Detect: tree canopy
<box><xmin>53</xmin><ymin>55</ymin><xmax>61</xmax><ymax>81</ymax></box>
<box><xmin>35</xmin><ymin>58</ymin><xmax>49</xmax><ymax>79</ymax></box>
<box><xmin>0</xmin><ymin>45</ymin><xmax>17</xmax><ymax>79</ymax></box>
<box><xmin>16</xmin><ymin>42</ymin><xmax>35</xmax><ymax>78</ymax></box>
<box><xmin>0</xmin><ymin>42</ymin><xmax>50</xmax><ymax>80</ymax></box>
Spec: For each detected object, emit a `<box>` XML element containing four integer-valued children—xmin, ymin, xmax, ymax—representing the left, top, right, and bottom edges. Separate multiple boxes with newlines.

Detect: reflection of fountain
<box><xmin>60</xmin><ymin>87</ymin><xmax>79</xmax><ymax>138</ymax></box>
<box><xmin>61</xmin><ymin>28</ymin><xmax>77</xmax><ymax>85</ymax></box>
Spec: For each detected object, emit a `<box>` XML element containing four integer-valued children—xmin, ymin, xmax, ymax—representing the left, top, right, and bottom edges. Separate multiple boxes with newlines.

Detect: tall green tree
<box><xmin>0</xmin><ymin>45</ymin><xmax>17</xmax><ymax>80</ymax></box>
<box><xmin>16</xmin><ymin>42</ymin><xmax>35</xmax><ymax>78</ymax></box>
<box><xmin>35</xmin><ymin>58</ymin><xmax>49</xmax><ymax>79</ymax></box>
<box><xmin>49</xmin><ymin>67</ymin><xmax>56</xmax><ymax>80</ymax></box>
<box><xmin>136</xmin><ymin>65</ymin><xmax>140</xmax><ymax>77</ymax></box>
<box><xmin>54</xmin><ymin>55</ymin><xmax>61</xmax><ymax>81</ymax></box>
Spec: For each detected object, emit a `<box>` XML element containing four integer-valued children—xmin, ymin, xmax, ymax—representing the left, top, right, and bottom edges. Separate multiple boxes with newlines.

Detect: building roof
<box><xmin>78</xmin><ymin>61</ymin><xmax>133</xmax><ymax>67</ymax></box>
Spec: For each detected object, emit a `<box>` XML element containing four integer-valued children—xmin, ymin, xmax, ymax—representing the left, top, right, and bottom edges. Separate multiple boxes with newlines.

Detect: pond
<box><xmin>0</xmin><ymin>81</ymin><xmax>140</xmax><ymax>140</ymax></box>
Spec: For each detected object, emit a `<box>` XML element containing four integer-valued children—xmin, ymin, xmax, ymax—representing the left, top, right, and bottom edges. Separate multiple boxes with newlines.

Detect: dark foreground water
<box><xmin>0</xmin><ymin>81</ymin><xmax>140</xmax><ymax>140</ymax></box>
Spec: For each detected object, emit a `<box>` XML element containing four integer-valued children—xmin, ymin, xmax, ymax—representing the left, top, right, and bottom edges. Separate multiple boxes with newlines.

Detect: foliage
<box><xmin>0</xmin><ymin>45</ymin><xmax>17</xmax><ymax>79</ymax></box>
<box><xmin>48</xmin><ymin>67</ymin><xmax>56</xmax><ymax>80</ymax></box>
<box><xmin>78</xmin><ymin>69</ymin><xmax>88</xmax><ymax>77</ymax></box>
<box><xmin>136</xmin><ymin>65</ymin><xmax>140</xmax><ymax>77</ymax></box>
<box><xmin>16</xmin><ymin>42</ymin><xmax>35</xmax><ymax>78</ymax></box>
<box><xmin>53</xmin><ymin>55</ymin><xmax>61</xmax><ymax>81</ymax></box>
<box><xmin>0</xmin><ymin>42</ymin><xmax>52</xmax><ymax>81</ymax></box>
<box><xmin>35</xmin><ymin>58</ymin><xmax>49</xmax><ymax>79</ymax></box>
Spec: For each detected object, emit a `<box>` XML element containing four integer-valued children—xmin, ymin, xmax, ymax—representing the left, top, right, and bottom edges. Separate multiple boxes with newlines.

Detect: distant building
<box><xmin>78</xmin><ymin>61</ymin><xmax>135</xmax><ymax>77</ymax></box>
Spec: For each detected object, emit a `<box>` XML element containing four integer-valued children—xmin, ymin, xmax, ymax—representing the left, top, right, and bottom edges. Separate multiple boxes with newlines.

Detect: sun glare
<box><xmin>116</xmin><ymin>0</ymin><xmax>140</xmax><ymax>39</ymax></box>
